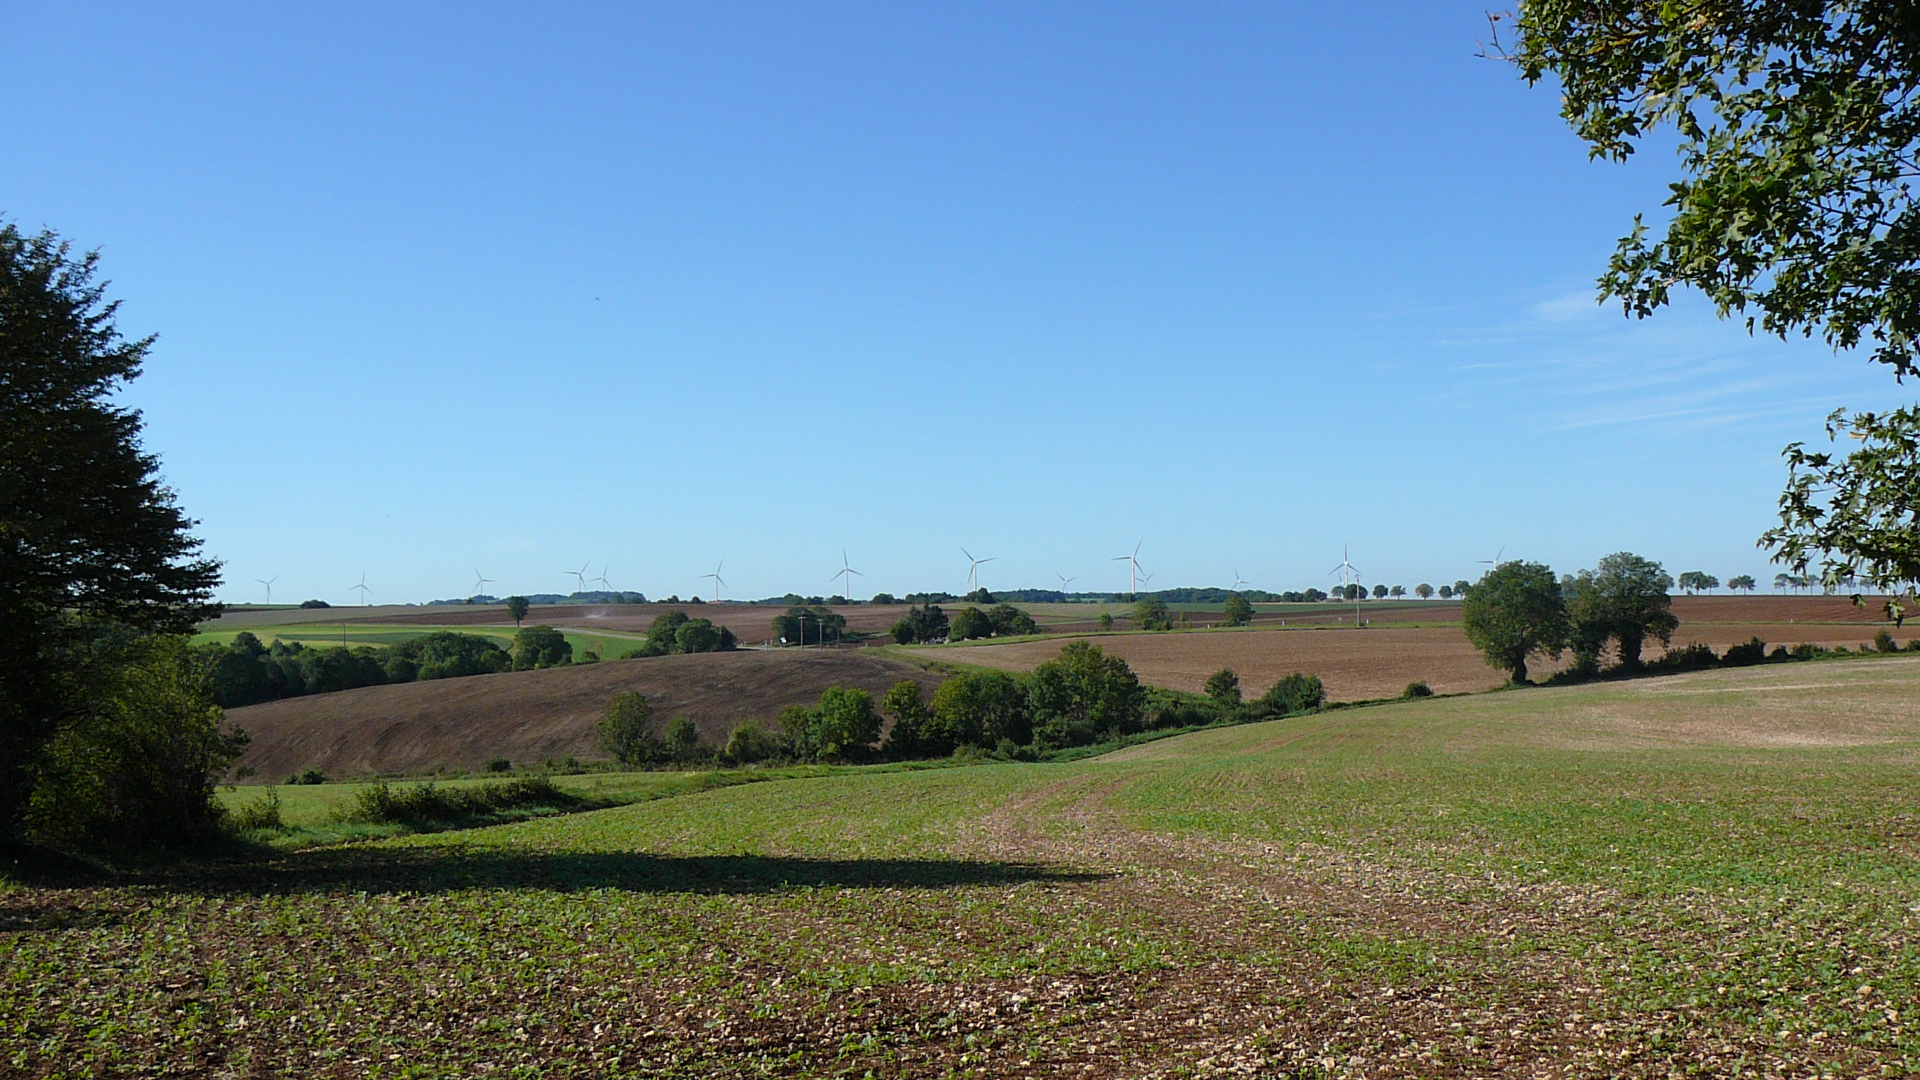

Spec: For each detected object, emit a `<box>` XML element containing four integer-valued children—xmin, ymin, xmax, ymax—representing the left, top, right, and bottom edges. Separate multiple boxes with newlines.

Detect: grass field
<box><xmin>192</xmin><ymin>623</ymin><xmax>651</xmax><ymax>661</ymax></box>
<box><xmin>6</xmin><ymin>656</ymin><xmax>1918</xmax><ymax>1077</ymax></box>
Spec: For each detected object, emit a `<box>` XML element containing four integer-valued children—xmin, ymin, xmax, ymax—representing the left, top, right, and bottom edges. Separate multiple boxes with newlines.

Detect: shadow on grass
<box><xmin>159</xmin><ymin>848</ymin><xmax>1109</xmax><ymax>898</ymax></box>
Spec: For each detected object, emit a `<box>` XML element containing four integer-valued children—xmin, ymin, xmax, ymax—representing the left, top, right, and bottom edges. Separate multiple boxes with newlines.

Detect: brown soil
<box><xmin>229</xmin><ymin>648</ymin><xmax>943</xmax><ymax>781</ymax></box>
<box><xmin>917</xmin><ymin>609</ymin><xmax>1920</xmax><ymax>702</ymax></box>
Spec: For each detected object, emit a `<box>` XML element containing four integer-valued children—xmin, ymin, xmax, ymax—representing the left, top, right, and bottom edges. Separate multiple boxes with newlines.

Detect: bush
<box><xmin>1721</xmin><ymin>637</ymin><xmax>1768</xmax><ymax>666</ymax></box>
<box><xmin>1770</xmin><ymin>645</ymin><xmax>1791</xmax><ymax>660</ymax></box>
<box><xmin>485</xmin><ymin>757</ymin><xmax>512</xmax><ymax>773</ymax></box>
<box><xmin>340</xmin><ymin>775</ymin><xmax>575</xmax><ymax>827</ymax></box>
<box><xmin>227</xmin><ymin>788</ymin><xmax>284</xmax><ymax>832</ymax></box>
<box><xmin>1203</xmin><ymin>668</ymin><xmax>1241</xmax><ymax>705</ymax></box>
<box><xmin>721</xmin><ymin>723</ymin><xmax>782</xmax><ymax>764</ymax></box>
<box><xmin>1403</xmin><ymin>680</ymin><xmax>1434</xmax><ymax>698</ymax></box>
<box><xmin>928</xmin><ymin>671</ymin><xmax>1031</xmax><ymax>752</ymax></box>
<box><xmin>24</xmin><ymin>636</ymin><xmax>248</xmax><ymax>855</ymax></box>
<box><xmin>1029</xmin><ymin>642</ymin><xmax>1147</xmax><ymax>749</ymax></box>
<box><xmin>1143</xmin><ymin>688</ymin><xmax>1217</xmax><ymax>730</ymax></box>
<box><xmin>511</xmin><ymin>626</ymin><xmax>573</xmax><ymax>669</ymax></box>
<box><xmin>1258</xmin><ymin>673</ymin><xmax>1326</xmax><ymax>716</ymax></box>
<box><xmin>1875</xmin><ymin>629</ymin><xmax>1899</xmax><ymax>653</ymax></box>
<box><xmin>1790</xmin><ymin>642</ymin><xmax>1825</xmax><ymax>660</ymax></box>
<box><xmin>665</xmin><ymin>716</ymin><xmax>700</xmax><ymax>761</ymax></box>
<box><xmin>287</xmin><ymin>768</ymin><xmax>327</xmax><ymax>785</ymax></box>
<box><xmin>1656</xmin><ymin>643</ymin><xmax>1719</xmax><ymax>671</ymax></box>
<box><xmin>949</xmin><ymin>607</ymin><xmax>992</xmax><ymax>641</ymax></box>
<box><xmin>598</xmin><ymin>691</ymin><xmax>664</xmax><ymax>766</ymax></box>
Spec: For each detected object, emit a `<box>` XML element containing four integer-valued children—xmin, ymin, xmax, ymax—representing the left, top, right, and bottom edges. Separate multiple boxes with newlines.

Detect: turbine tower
<box><xmin>1232</xmin><ymin>569</ymin><xmax>1248</xmax><ymax>592</ymax></box>
<box><xmin>961</xmin><ymin>547</ymin><xmax>995</xmax><ymax>593</ymax></box>
<box><xmin>1056</xmin><ymin>572</ymin><xmax>1076</xmax><ymax>594</ymax></box>
<box><xmin>472</xmin><ymin>568</ymin><xmax>494</xmax><ymax>596</ymax></box>
<box><xmin>594</xmin><ymin>564</ymin><xmax>613</xmax><ymax>591</ymax></box>
<box><xmin>565</xmin><ymin>562</ymin><xmax>590</xmax><ymax>595</ymax></box>
<box><xmin>351</xmin><ymin>572</ymin><xmax>372</xmax><ymax>606</ymax></box>
<box><xmin>1330</xmin><ymin>546</ymin><xmax>1362</xmax><ymax>628</ymax></box>
<box><xmin>254</xmin><ymin>575</ymin><xmax>278</xmax><ymax>604</ymax></box>
<box><xmin>1112</xmin><ymin>540</ymin><xmax>1144</xmax><ymax>596</ymax></box>
<box><xmin>832</xmin><ymin>550</ymin><xmax>865</xmax><ymax>600</ymax></box>
<box><xmin>700</xmin><ymin>560</ymin><xmax>727</xmax><ymax>603</ymax></box>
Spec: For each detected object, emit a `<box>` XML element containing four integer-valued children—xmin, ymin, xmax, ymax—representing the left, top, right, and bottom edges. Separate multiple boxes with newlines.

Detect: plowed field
<box><xmin>228</xmin><ymin>649</ymin><xmax>944</xmax><ymax>781</ymax></box>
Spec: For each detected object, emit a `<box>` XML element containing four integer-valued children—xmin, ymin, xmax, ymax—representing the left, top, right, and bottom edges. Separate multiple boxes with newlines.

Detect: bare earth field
<box><xmin>914</xmin><ymin>596</ymin><xmax>1920</xmax><ymax>701</ymax></box>
<box><xmin>228</xmin><ymin>649</ymin><xmax>944</xmax><ymax>781</ymax></box>
<box><xmin>6</xmin><ymin>659</ymin><xmax>1919</xmax><ymax>1077</ymax></box>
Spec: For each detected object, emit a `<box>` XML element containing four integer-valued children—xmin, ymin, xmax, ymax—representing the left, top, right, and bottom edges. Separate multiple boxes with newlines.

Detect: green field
<box><xmin>6</xmin><ymin>657</ymin><xmax>1919</xmax><ymax>1076</ymax></box>
<box><xmin>192</xmin><ymin>623</ymin><xmax>650</xmax><ymax>661</ymax></box>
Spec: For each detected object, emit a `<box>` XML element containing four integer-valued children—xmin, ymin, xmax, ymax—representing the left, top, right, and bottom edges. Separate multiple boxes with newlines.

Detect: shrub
<box><xmin>1203</xmin><ymin>668</ymin><xmax>1241</xmax><ymax>706</ymax></box>
<box><xmin>1097</xmin><ymin>613</ymin><xmax>1114</xmax><ymax>631</ymax></box>
<box><xmin>879</xmin><ymin>680</ymin><xmax>934</xmax><ymax>758</ymax></box>
<box><xmin>1132</xmin><ymin>599</ymin><xmax>1174</xmax><ymax>631</ymax></box>
<box><xmin>1770</xmin><ymin>645</ymin><xmax>1791</xmax><ymax>660</ymax></box>
<box><xmin>1721</xmin><ymin>637</ymin><xmax>1768</xmax><ymax>666</ymax></box>
<box><xmin>25</xmin><ymin>636</ymin><xmax>248</xmax><ymax>855</ymax></box>
<box><xmin>598</xmin><ymin>691</ymin><xmax>665</xmax><ymax>766</ymax></box>
<box><xmin>1875</xmin><ymin>629</ymin><xmax>1899</xmax><ymax>653</ymax></box>
<box><xmin>1790</xmin><ymin>642</ymin><xmax>1825</xmax><ymax>660</ymax></box>
<box><xmin>511</xmin><ymin>626</ymin><xmax>572</xmax><ymax>670</ymax></box>
<box><xmin>227</xmin><ymin>789</ymin><xmax>284</xmax><ymax>832</ymax></box>
<box><xmin>1143</xmin><ymin>689</ymin><xmax>1216</xmax><ymax>730</ymax></box>
<box><xmin>665</xmin><ymin>716</ymin><xmax>700</xmax><ymax>761</ymax></box>
<box><xmin>786</xmin><ymin>687</ymin><xmax>881</xmax><ymax>763</ymax></box>
<box><xmin>1029</xmin><ymin>642</ymin><xmax>1147</xmax><ymax>749</ymax></box>
<box><xmin>340</xmin><ymin>775</ymin><xmax>575</xmax><ymax>827</ymax></box>
<box><xmin>1258</xmin><ymin>673</ymin><xmax>1326</xmax><ymax>716</ymax></box>
<box><xmin>287</xmin><ymin>768</ymin><xmax>327</xmax><ymax>785</ymax></box>
<box><xmin>929</xmin><ymin>671</ymin><xmax>1031</xmax><ymax>752</ymax></box>
<box><xmin>485</xmin><ymin>757</ymin><xmax>512</xmax><ymax>773</ymax></box>
<box><xmin>1403</xmin><ymin>680</ymin><xmax>1434</xmax><ymax>698</ymax></box>
<box><xmin>1657</xmin><ymin>643</ymin><xmax>1719</xmax><ymax>671</ymax></box>
<box><xmin>949</xmin><ymin>607</ymin><xmax>992</xmax><ymax>641</ymax></box>
<box><xmin>721</xmin><ymin>723</ymin><xmax>782</xmax><ymax>764</ymax></box>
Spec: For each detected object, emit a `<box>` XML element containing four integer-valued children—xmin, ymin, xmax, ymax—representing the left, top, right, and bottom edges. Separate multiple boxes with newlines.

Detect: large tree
<box><xmin>1462</xmin><ymin>561</ymin><xmax>1569</xmax><ymax>685</ymax></box>
<box><xmin>1</xmin><ymin>223</ymin><xmax>221</xmax><ymax>843</ymax></box>
<box><xmin>1565</xmin><ymin>552</ymin><xmax>1679</xmax><ymax>671</ymax></box>
<box><xmin>1509</xmin><ymin>3</ymin><xmax>1920</xmax><ymax>605</ymax></box>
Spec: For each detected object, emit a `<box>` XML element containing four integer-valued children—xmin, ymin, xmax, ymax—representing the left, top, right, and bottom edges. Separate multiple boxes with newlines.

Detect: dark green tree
<box><xmin>1415</xmin><ymin>583</ymin><xmax>1434</xmax><ymax>600</ymax></box>
<box><xmin>878</xmin><ymin>679</ymin><xmax>933</xmax><ymax>758</ymax></box>
<box><xmin>949</xmin><ymin>607</ymin><xmax>992</xmax><ymax>641</ymax></box>
<box><xmin>930</xmin><ymin>670</ymin><xmax>1031</xmax><ymax>750</ymax></box>
<box><xmin>1256</xmin><ymin>672</ymin><xmax>1325</xmax><ymax>716</ymax></box>
<box><xmin>1223</xmin><ymin>595</ymin><xmax>1254</xmax><ymax>627</ymax></box>
<box><xmin>803</xmin><ymin>686</ymin><xmax>880</xmax><ymax>763</ymax></box>
<box><xmin>1677</xmin><ymin>571</ymin><xmax>1719</xmax><ymax>595</ymax></box>
<box><xmin>1028</xmin><ymin>641</ymin><xmax>1146</xmax><ymax>749</ymax></box>
<box><xmin>985</xmin><ymin>602</ymin><xmax>1037</xmax><ymax>637</ymax></box>
<box><xmin>665</xmin><ymin>715</ymin><xmax>700</xmax><ymax>761</ymax></box>
<box><xmin>1</xmin><ymin>224</ymin><xmax>224</xmax><ymax>845</ymax></box>
<box><xmin>1203</xmin><ymin>667</ymin><xmax>1241</xmax><ymax>706</ymax></box>
<box><xmin>1132</xmin><ymin>599</ymin><xmax>1173</xmax><ymax>631</ymax></box>
<box><xmin>597</xmin><ymin>691</ymin><xmax>662</xmax><ymax>767</ymax></box>
<box><xmin>511</xmin><ymin>625</ymin><xmax>572</xmax><ymax>669</ymax></box>
<box><xmin>1728</xmin><ymin>574</ymin><xmax>1757</xmax><ymax>593</ymax></box>
<box><xmin>1564</xmin><ymin>552</ymin><xmax>1679</xmax><ymax>673</ymax></box>
<box><xmin>1462</xmin><ymin>561</ymin><xmax>1569</xmax><ymax>685</ymax></box>
<box><xmin>1763</xmin><ymin>407</ymin><xmax>1920</xmax><ymax>619</ymax></box>
<box><xmin>506</xmin><ymin>596</ymin><xmax>530</xmax><ymax>627</ymax></box>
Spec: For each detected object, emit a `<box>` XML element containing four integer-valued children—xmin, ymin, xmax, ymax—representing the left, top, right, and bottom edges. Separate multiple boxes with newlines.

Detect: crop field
<box><xmin>910</xmin><ymin>596</ymin><xmax>1920</xmax><ymax>701</ymax></box>
<box><xmin>5</xmin><ymin>656</ymin><xmax>1919</xmax><ymax>1077</ymax></box>
<box><xmin>226</xmin><ymin>648</ymin><xmax>949</xmax><ymax>781</ymax></box>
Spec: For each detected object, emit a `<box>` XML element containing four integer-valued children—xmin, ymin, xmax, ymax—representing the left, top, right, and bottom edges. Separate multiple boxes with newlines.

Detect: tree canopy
<box><xmin>1</xmin><ymin>223</ymin><xmax>222</xmax><ymax>843</ymax></box>
<box><xmin>1565</xmin><ymin>552</ymin><xmax>1678</xmax><ymax>672</ymax></box>
<box><xmin>1462</xmin><ymin>561</ymin><xmax>1569</xmax><ymax>685</ymax></box>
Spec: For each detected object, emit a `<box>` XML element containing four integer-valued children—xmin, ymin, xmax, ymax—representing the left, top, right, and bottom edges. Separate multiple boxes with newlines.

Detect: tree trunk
<box><xmin>1618</xmin><ymin>633</ymin><xmax>1643</xmax><ymax>669</ymax></box>
<box><xmin>1510</xmin><ymin>656</ymin><xmax>1529</xmax><ymax>685</ymax></box>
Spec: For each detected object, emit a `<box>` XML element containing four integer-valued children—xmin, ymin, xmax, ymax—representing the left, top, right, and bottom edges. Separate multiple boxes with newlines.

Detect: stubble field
<box><xmin>5</xmin><ymin>656</ymin><xmax>1919</xmax><ymax>1078</ymax></box>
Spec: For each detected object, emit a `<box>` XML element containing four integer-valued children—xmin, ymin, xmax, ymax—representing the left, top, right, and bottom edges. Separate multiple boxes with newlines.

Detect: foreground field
<box><xmin>6</xmin><ymin>657</ymin><xmax>1919</xmax><ymax>1077</ymax></box>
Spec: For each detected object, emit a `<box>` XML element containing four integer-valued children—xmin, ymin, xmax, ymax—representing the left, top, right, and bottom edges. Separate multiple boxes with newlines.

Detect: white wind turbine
<box><xmin>565</xmin><ymin>562</ymin><xmax>590</xmax><ymax>595</ymax></box>
<box><xmin>593</xmin><ymin>564</ymin><xmax>613</xmax><ymax>591</ymax></box>
<box><xmin>472</xmin><ymin>567</ymin><xmax>494</xmax><ymax>596</ymax></box>
<box><xmin>961</xmin><ymin>547</ymin><xmax>995</xmax><ymax>593</ymax></box>
<box><xmin>1056</xmin><ymin>572</ymin><xmax>1076</xmax><ymax>593</ymax></box>
<box><xmin>1112</xmin><ymin>540</ymin><xmax>1145</xmax><ymax>596</ymax></box>
<box><xmin>351</xmin><ymin>572</ymin><xmax>373</xmax><ymax>606</ymax></box>
<box><xmin>1330</xmin><ymin>546</ymin><xmax>1362</xmax><ymax>627</ymax></box>
<box><xmin>254</xmin><ymin>575</ymin><xmax>278</xmax><ymax>604</ymax></box>
<box><xmin>1232</xmin><ymin>569</ymin><xmax>1249</xmax><ymax>592</ymax></box>
<box><xmin>832</xmin><ymin>550</ymin><xmax>865</xmax><ymax>600</ymax></box>
<box><xmin>700</xmin><ymin>560</ymin><xmax>727</xmax><ymax>602</ymax></box>
<box><xmin>1479</xmin><ymin>546</ymin><xmax>1506</xmax><ymax>571</ymax></box>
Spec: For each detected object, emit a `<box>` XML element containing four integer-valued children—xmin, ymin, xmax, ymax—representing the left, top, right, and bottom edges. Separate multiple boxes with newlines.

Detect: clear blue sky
<box><xmin>4</xmin><ymin>3</ymin><xmax>1904</xmax><ymax>604</ymax></box>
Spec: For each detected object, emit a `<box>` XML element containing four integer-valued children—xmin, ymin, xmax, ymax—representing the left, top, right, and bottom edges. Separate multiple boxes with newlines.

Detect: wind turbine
<box><xmin>565</xmin><ymin>562</ymin><xmax>590</xmax><ymax>594</ymax></box>
<box><xmin>832</xmin><ymin>550</ymin><xmax>865</xmax><ymax>600</ymax></box>
<box><xmin>593</xmin><ymin>564</ymin><xmax>613</xmax><ymax>591</ymax></box>
<box><xmin>1330</xmin><ymin>546</ymin><xmax>1362</xmax><ymax>627</ymax></box>
<box><xmin>1056</xmin><ymin>572</ymin><xmax>1076</xmax><ymax>593</ymax></box>
<box><xmin>1479</xmin><ymin>546</ymin><xmax>1506</xmax><ymax>570</ymax></box>
<box><xmin>700</xmin><ymin>560</ymin><xmax>726</xmax><ymax>603</ymax></box>
<box><xmin>351</xmin><ymin>572</ymin><xmax>372</xmax><ymax>606</ymax></box>
<box><xmin>1232</xmin><ymin>569</ymin><xmax>1249</xmax><ymax>592</ymax></box>
<box><xmin>961</xmin><ymin>547</ymin><xmax>995</xmax><ymax>592</ymax></box>
<box><xmin>472</xmin><ymin>567</ymin><xmax>494</xmax><ymax>595</ymax></box>
<box><xmin>1112</xmin><ymin>540</ymin><xmax>1144</xmax><ymax>596</ymax></box>
<box><xmin>254</xmin><ymin>575</ymin><xmax>278</xmax><ymax>605</ymax></box>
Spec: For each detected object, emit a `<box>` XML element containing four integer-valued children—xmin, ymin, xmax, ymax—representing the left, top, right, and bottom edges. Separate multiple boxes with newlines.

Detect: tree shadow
<box><xmin>159</xmin><ymin>847</ymin><xmax>1110</xmax><ymax>898</ymax></box>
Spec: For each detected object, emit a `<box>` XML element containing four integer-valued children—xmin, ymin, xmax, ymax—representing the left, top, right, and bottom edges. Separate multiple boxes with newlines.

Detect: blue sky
<box><xmin>4</xmin><ymin>2</ymin><xmax>1905</xmax><ymax>604</ymax></box>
